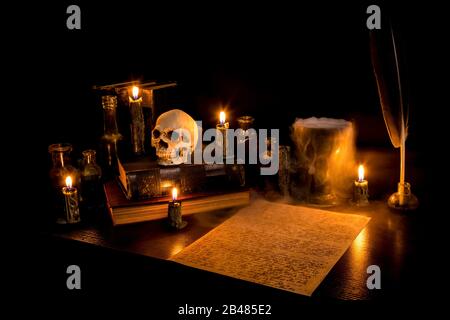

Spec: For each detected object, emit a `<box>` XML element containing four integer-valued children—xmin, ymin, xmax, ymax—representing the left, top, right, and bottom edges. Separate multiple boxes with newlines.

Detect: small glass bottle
<box><xmin>80</xmin><ymin>149</ymin><xmax>103</xmax><ymax>214</ymax></box>
<box><xmin>49</xmin><ymin>143</ymin><xmax>80</xmax><ymax>191</ymax></box>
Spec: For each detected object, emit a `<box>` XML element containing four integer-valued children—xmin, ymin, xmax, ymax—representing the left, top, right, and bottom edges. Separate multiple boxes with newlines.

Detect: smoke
<box><xmin>288</xmin><ymin>117</ymin><xmax>356</xmax><ymax>204</ymax></box>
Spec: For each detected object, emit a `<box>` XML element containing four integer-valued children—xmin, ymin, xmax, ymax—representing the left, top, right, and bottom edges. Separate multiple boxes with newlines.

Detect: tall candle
<box><xmin>62</xmin><ymin>176</ymin><xmax>81</xmax><ymax>224</ymax></box>
<box><xmin>168</xmin><ymin>187</ymin><xmax>187</xmax><ymax>229</ymax></box>
<box><xmin>129</xmin><ymin>86</ymin><xmax>145</xmax><ymax>155</ymax></box>
<box><xmin>216</xmin><ymin>111</ymin><xmax>229</xmax><ymax>159</ymax></box>
<box><xmin>352</xmin><ymin>165</ymin><xmax>369</xmax><ymax>206</ymax></box>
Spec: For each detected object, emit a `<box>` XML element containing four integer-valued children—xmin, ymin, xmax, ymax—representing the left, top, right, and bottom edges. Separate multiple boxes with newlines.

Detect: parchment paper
<box><xmin>171</xmin><ymin>199</ymin><xmax>370</xmax><ymax>296</ymax></box>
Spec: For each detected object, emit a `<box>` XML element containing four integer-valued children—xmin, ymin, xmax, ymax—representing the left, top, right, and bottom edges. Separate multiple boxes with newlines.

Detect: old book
<box><xmin>117</xmin><ymin>157</ymin><xmax>205</xmax><ymax>199</ymax></box>
<box><xmin>117</xmin><ymin>157</ymin><xmax>245</xmax><ymax>200</ymax></box>
<box><xmin>104</xmin><ymin>180</ymin><xmax>250</xmax><ymax>226</ymax></box>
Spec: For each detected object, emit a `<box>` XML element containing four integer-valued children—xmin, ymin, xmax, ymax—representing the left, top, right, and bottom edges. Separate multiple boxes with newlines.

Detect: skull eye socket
<box><xmin>152</xmin><ymin>129</ymin><xmax>161</xmax><ymax>139</ymax></box>
<box><xmin>168</xmin><ymin>130</ymin><xmax>179</xmax><ymax>142</ymax></box>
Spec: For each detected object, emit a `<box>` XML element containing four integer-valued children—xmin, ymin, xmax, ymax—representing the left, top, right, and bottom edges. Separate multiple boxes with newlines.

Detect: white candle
<box><xmin>129</xmin><ymin>85</ymin><xmax>145</xmax><ymax>155</ymax></box>
<box><xmin>216</xmin><ymin>111</ymin><xmax>229</xmax><ymax>158</ymax></box>
<box><xmin>353</xmin><ymin>165</ymin><xmax>369</xmax><ymax>206</ymax></box>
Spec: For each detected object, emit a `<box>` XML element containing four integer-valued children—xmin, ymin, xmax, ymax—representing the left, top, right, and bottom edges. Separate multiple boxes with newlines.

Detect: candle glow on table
<box><xmin>61</xmin><ymin>175</ymin><xmax>81</xmax><ymax>224</ymax></box>
<box><xmin>168</xmin><ymin>187</ymin><xmax>187</xmax><ymax>229</ymax></box>
<box><xmin>352</xmin><ymin>165</ymin><xmax>369</xmax><ymax>206</ymax></box>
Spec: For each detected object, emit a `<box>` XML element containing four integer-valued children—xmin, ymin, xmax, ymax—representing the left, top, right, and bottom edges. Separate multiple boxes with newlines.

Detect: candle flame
<box><xmin>219</xmin><ymin>111</ymin><xmax>226</xmax><ymax>125</ymax></box>
<box><xmin>358</xmin><ymin>165</ymin><xmax>365</xmax><ymax>182</ymax></box>
<box><xmin>172</xmin><ymin>187</ymin><xmax>178</xmax><ymax>201</ymax></box>
<box><xmin>65</xmin><ymin>176</ymin><xmax>73</xmax><ymax>189</ymax></box>
<box><xmin>132</xmin><ymin>86</ymin><xmax>140</xmax><ymax>100</ymax></box>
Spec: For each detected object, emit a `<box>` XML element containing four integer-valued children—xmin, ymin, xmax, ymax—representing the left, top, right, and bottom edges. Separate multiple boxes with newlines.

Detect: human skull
<box><xmin>151</xmin><ymin>109</ymin><xmax>199</xmax><ymax>166</ymax></box>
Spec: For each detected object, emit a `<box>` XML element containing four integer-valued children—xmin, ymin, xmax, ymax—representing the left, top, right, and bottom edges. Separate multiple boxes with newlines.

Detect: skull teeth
<box><xmin>156</xmin><ymin>149</ymin><xmax>172</xmax><ymax>160</ymax></box>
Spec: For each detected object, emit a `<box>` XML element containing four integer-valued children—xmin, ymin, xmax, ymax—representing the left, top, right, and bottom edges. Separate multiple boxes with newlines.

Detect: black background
<box><xmin>7</xmin><ymin>0</ymin><xmax>447</xmax><ymax>315</ymax></box>
<box><xmin>19</xmin><ymin>1</ymin><xmax>443</xmax><ymax>151</ymax></box>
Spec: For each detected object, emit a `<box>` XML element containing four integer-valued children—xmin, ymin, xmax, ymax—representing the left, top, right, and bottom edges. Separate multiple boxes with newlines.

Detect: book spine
<box><xmin>127</xmin><ymin>168</ymin><xmax>161</xmax><ymax>200</ymax></box>
<box><xmin>120</xmin><ymin>164</ymin><xmax>245</xmax><ymax>200</ymax></box>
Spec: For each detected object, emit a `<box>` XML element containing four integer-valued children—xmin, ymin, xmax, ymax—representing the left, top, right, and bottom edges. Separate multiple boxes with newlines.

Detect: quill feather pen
<box><xmin>370</xmin><ymin>27</ymin><xmax>409</xmax><ymax>186</ymax></box>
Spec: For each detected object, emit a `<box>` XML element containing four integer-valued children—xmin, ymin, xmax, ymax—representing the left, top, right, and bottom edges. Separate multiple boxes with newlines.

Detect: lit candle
<box><xmin>219</xmin><ymin>111</ymin><xmax>226</xmax><ymax>126</ymax></box>
<box><xmin>352</xmin><ymin>165</ymin><xmax>369</xmax><ymax>206</ymax></box>
<box><xmin>358</xmin><ymin>164</ymin><xmax>364</xmax><ymax>183</ymax></box>
<box><xmin>62</xmin><ymin>176</ymin><xmax>81</xmax><ymax>224</ymax></box>
<box><xmin>129</xmin><ymin>85</ymin><xmax>145</xmax><ymax>155</ymax></box>
<box><xmin>131</xmin><ymin>86</ymin><xmax>140</xmax><ymax>102</ymax></box>
<box><xmin>216</xmin><ymin>111</ymin><xmax>230</xmax><ymax>159</ymax></box>
<box><xmin>168</xmin><ymin>187</ymin><xmax>187</xmax><ymax>229</ymax></box>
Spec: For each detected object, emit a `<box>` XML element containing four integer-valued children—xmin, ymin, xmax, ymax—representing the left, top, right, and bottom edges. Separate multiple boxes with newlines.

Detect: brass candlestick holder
<box><xmin>388</xmin><ymin>182</ymin><xmax>418</xmax><ymax>210</ymax></box>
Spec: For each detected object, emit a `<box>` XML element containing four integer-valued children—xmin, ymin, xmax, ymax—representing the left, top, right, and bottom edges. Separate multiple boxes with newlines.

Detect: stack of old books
<box><xmin>104</xmin><ymin>157</ymin><xmax>250</xmax><ymax>225</ymax></box>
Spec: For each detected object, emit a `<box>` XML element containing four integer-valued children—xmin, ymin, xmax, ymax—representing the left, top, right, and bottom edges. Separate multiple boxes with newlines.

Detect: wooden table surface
<box><xmin>35</xmin><ymin>148</ymin><xmax>437</xmax><ymax>310</ymax></box>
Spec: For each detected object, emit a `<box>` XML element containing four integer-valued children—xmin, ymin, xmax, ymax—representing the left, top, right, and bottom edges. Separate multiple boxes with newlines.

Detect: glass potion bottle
<box><xmin>101</xmin><ymin>95</ymin><xmax>122</xmax><ymax>173</ymax></box>
<box><xmin>49</xmin><ymin>143</ymin><xmax>80</xmax><ymax>191</ymax></box>
<box><xmin>80</xmin><ymin>149</ymin><xmax>103</xmax><ymax>213</ymax></box>
<box><xmin>102</xmin><ymin>95</ymin><xmax>121</xmax><ymax>139</ymax></box>
<box><xmin>48</xmin><ymin>143</ymin><xmax>80</xmax><ymax>222</ymax></box>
